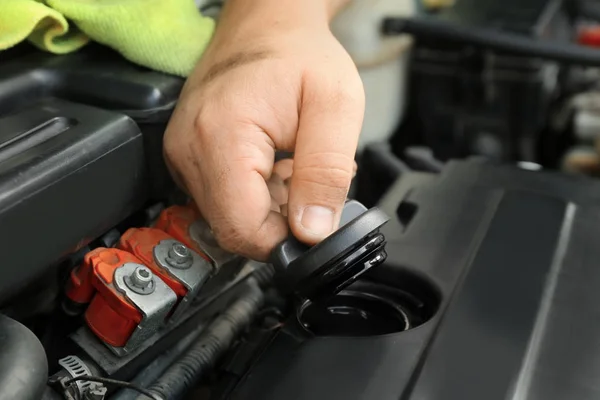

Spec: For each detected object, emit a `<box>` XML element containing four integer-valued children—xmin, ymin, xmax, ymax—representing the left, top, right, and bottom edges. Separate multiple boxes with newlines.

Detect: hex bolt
<box><xmin>168</xmin><ymin>243</ymin><xmax>192</xmax><ymax>264</ymax></box>
<box><xmin>130</xmin><ymin>266</ymin><xmax>153</xmax><ymax>289</ymax></box>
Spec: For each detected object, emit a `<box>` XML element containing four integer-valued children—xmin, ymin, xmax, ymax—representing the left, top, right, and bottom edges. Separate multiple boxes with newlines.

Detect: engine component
<box><xmin>230</xmin><ymin>160</ymin><xmax>595</xmax><ymax>400</ymax></box>
<box><xmin>56</xmin><ymin>356</ymin><xmax>95</xmax><ymax>399</ymax></box>
<box><xmin>271</xmin><ymin>200</ymin><xmax>390</xmax><ymax>302</ymax></box>
<box><xmin>0</xmin><ymin>314</ymin><xmax>48</xmax><ymax>400</ymax></box>
<box><xmin>385</xmin><ymin>0</ymin><xmax>571</xmax><ymax>162</ymax></box>
<box><xmin>143</xmin><ymin>282</ymin><xmax>264</xmax><ymax>400</ymax></box>
<box><xmin>50</xmin><ymin>374</ymin><xmax>157</xmax><ymax>400</ymax></box>
<box><xmin>154</xmin><ymin>204</ymin><xmax>238</xmax><ymax>269</ymax></box>
<box><xmin>118</xmin><ymin>227</ymin><xmax>213</xmax><ymax>320</ymax></box>
<box><xmin>82</xmin><ymin>384</ymin><xmax>107</xmax><ymax>400</ymax></box>
<box><xmin>66</xmin><ymin>248</ymin><xmax>178</xmax><ymax>353</ymax></box>
<box><xmin>110</xmin><ymin>324</ymin><xmax>206</xmax><ymax>400</ymax></box>
<box><xmin>0</xmin><ymin>99</ymin><xmax>146</xmax><ymax>303</ymax></box>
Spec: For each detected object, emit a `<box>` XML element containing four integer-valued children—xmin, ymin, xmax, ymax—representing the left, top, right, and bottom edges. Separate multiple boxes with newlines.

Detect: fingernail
<box><xmin>300</xmin><ymin>206</ymin><xmax>334</xmax><ymax>237</ymax></box>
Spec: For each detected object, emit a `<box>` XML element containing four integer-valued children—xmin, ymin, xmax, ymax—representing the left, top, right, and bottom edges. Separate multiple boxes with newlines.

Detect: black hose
<box><xmin>382</xmin><ymin>17</ymin><xmax>600</xmax><ymax>67</ymax></box>
<box><xmin>111</xmin><ymin>325</ymin><xmax>206</xmax><ymax>400</ymax></box>
<box><xmin>141</xmin><ymin>283</ymin><xmax>264</xmax><ymax>400</ymax></box>
<box><xmin>0</xmin><ymin>314</ymin><xmax>48</xmax><ymax>400</ymax></box>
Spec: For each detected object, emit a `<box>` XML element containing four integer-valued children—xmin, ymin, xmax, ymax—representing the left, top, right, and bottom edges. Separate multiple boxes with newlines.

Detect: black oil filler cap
<box><xmin>270</xmin><ymin>200</ymin><xmax>390</xmax><ymax>301</ymax></box>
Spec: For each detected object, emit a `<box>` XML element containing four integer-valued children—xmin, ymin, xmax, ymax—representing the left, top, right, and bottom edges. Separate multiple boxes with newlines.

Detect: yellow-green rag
<box><xmin>0</xmin><ymin>0</ymin><xmax>216</xmax><ymax>77</ymax></box>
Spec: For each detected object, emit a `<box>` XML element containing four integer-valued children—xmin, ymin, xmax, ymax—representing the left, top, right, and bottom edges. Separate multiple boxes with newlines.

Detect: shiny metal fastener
<box><xmin>124</xmin><ymin>266</ymin><xmax>155</xmax><ymax>295</ymax></box>
<box><xmin>112</xmin><ymin>263</ymin><xmax>178</xmax><ymax>354</ymax></box>
<box><xmin>154</xmin><ymin>239</ymin><xmax>213</xmax><ymax>320</ymax></box>
<box><xmin>166</xmin><ymin>242</ymin><xmax>193</xmax><ymax>269</ymax></box>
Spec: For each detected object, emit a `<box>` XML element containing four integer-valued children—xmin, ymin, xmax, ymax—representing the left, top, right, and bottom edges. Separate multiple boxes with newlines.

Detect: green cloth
<box><xmin>0</xmin><ymin>0</ymin><xmax>215</xmax><ymax>77</ymax></box>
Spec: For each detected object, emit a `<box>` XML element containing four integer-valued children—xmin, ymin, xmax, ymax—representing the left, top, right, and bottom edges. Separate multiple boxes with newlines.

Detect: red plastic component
<box><xmin>154</xmin><ymin>204</ymin><xmax>205</xmax><ymax>255</ymax></box>
<box><xmin>67</xmin><ymin>248</ymin><xmax>145</xmax><ymax>347</ymax></box>
<box><xmin>578</xmin><ymin>27</ymin><xmax>600</xmax><ymax>47</ymax></box>
<box><xmin>118</xmin><ymin>227</ymin><xmax>189</xmax><ymax>298</ymax></box>
<box><xmin>65</xmin><ymin>204</ymin><xmax>215</xmax><ymax>348</ymax></box>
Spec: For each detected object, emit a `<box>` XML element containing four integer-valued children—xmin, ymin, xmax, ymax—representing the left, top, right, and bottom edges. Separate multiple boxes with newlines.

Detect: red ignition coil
<box><xmin>66</xmin><ymin>248</ymin><xmax>177</xmax><ymax>352</ymax></box>
<box><xmin>154</xmin><ymin>204</ymin><xmax>238</xmax><ymax>270</ymax></box>
<box><xmin>579</xmin><ymin>26</ymin><xmax>600</xmax><ymax>47</ymax></box>
<box><xmin>118</xmin><ymin>227</ymin><xmax>213</xmax><ymax>320</ymax></box>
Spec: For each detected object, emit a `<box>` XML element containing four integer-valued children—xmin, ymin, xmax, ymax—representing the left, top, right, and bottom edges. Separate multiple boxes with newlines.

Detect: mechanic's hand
<box><xmin>163</xmin><ymin>0</ymin><xmax>364</xmax><ymax>260</ymax></box>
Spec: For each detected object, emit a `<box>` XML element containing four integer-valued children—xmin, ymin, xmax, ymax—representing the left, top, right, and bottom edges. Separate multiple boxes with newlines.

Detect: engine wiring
<box><xmin>63</xmin><ymin>375</ymin><xmax>158</xmax><ymax>399</ymax></box>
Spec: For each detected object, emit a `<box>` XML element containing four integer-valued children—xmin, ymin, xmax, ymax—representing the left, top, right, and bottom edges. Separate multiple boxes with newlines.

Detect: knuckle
<box><xmin>163</xmin><ymin>134</ymin><xmax>177</xmax><ymax>162</ymax></box>
<box><xmin>211</xmin><ymin>217</ymin><xmax>268</xmax><ymax>258</ymax></box>
<box><xmin>192</xmin><ymin>109</ymin><xmax>215</xmax><ymax>142</ymax></box>
<box><xmin>211</xmin><ymin>219</ymin><xmax>250</xmax><ymax>253</ymax></box>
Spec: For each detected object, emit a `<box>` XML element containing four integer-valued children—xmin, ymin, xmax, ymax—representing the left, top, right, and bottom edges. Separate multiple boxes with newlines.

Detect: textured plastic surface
<box><xmin>0</xmin><ymin>44</ymin><xmax>184</xmax><ymax>199</ymax></box>
<box><xmin>0</xmin><ymin>99</ymin><xmax>146</xmax><ymax>302</ymax></box>
<box><xmin>0</xmin><ymin>45</ymin><xmax>185</xmax><ymax>301</ymax></box>
<box><xmin>230</xmin><ymin>159</ymin><xmax>600</xmax><ymax>400</ymax></box>
<box><xmin>0</xmin><ymin>45</ymin><xmax>183</xmax><ymax>122</ymax></box>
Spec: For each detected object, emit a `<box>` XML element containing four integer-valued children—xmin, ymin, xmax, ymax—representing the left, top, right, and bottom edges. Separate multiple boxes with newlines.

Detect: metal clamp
<box><xmin>113</xmin><ymin>263</ymin><xmax>178</xmax><ymax>354</ymax></box>
<box><xmin>154</xmin><ymin>239</ymin><xmax>213</xmax><ymax>320</ymax></box>
<box><xmin>188</xmin><ymin>218</ymin><xmax>239</xmax><ymax>269</ymax></box>
<box><xmin>58</xmin><ymin>355</ymin><xmax>93</xmax><ymax>397</ymax></box>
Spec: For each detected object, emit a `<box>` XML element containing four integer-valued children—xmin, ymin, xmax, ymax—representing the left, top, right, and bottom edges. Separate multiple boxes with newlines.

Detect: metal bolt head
<box><xmin>122</xmin><ymin>264</ymin><xmax>156</xmax><ymax>295</ymax></box>
<box><xmin>166</xmin><ymin>243</ymin><xmax>193</xmax><ymax>269</ymax></box>
<box><xmin>130</xmin><ymin>266</ymin><xmax>153</xmax><ymax>289</ymax></box>
<box><xmin>169</xmin><ymin>243</ymin><xmax>191</xmax><ymax>262</ymax></box>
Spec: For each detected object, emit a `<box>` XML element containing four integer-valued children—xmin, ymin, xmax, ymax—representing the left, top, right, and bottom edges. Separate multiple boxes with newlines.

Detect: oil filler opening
<box><xmin>296</xmin><ymin>274</ymin><xmax>439</xmax><ymax>337</ymax></box>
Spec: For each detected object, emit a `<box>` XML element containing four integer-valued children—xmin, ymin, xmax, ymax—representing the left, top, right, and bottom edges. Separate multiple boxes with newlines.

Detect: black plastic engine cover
<box><xmin>0</xmin><ymin>100</ymin><xmax>145</xmax><ymax>302</ymax></box>
<box><xmin>0</xmin><ymin>44</ymin><xmax>183</xmax><ymax>122</ymax></box>
<box><xmin>229</xmin><ymin>160</ymin><xmax>600</xmax><ymax>400</ymax></box>
<box><xmin>0</xmin><ymin>44</ymin><xmax>184</xmax><ymax>198</ymax></box>
<box><xmin>0</xmin><ymin>45</ymin><xmax>185</xmax><ymax>301</ymax></box>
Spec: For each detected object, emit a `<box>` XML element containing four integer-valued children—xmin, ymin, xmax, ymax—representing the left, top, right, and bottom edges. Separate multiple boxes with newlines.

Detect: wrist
<box><xmin>217</xmin><ymin>0</ymin><xmax>347</xmax><ymax>38</ymax></box>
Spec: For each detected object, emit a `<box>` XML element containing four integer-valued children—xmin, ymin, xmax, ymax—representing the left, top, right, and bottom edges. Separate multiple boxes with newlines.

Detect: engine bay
<box><xmin>4</xmin><ymin>0</ymin><xmax>600</xmax><ymax>399</ymax></box>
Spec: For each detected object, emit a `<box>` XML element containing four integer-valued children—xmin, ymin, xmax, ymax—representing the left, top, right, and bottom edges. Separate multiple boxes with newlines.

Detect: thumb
<box><xmin>288</xmin><ymin>77</ymin><xmax>364</xmax><ymax>244</ymax></box>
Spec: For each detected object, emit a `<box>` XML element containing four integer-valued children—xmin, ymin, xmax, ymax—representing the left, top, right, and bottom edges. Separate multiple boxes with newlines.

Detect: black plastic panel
<box><xmin>0</xmin><ymin>45</ymin><xmax>185</xmax><ymax>301</ymax></box>
<box><xmin>229</xmin><ymin>160</ymin><xmax>600</xmax><ymax>400</ymax></box>
<box><xmin>0</xmin><ymin>45</ymin><xmax>185</xmax><ymax>199</ymax></box>
<box><xmin>0</xmin><ymin>99</ymin><xmax>146</xmax><ymax>302</ymax></box>
<box><xmin>0</xmin><ymin>45</ymin><xmax>184</xmax><ymax>122</ymax></box>
<box><xmin>411</xmin><ymin>191</ymin><xmax>569</xmax><ymax>400</ymax></box>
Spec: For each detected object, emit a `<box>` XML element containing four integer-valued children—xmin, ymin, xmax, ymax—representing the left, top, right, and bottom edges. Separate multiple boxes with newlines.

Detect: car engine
<box><xmin>4</xmin><ymin>1</ymin><xmax>600</xmax><ymax>399</ymax></box>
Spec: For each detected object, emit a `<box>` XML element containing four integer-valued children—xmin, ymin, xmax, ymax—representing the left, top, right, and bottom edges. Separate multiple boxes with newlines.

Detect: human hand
<box><xmin>163</xmin><ymin>0</ymin><xmax>364</xmax><ymax>260</ymax></box>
